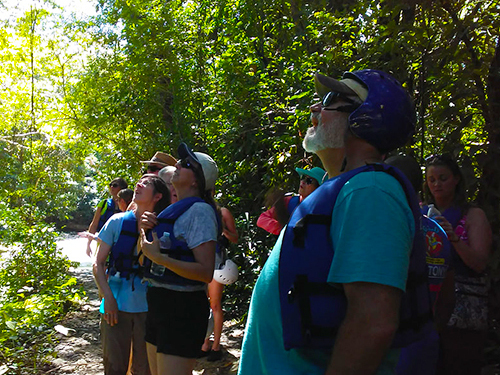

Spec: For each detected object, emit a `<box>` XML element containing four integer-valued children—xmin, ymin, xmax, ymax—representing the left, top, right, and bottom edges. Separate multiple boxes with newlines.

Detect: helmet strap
<box><xmin>340</xmin><ymin>157</ymin><xmax>347</xmax><ymax>172</ymax></box>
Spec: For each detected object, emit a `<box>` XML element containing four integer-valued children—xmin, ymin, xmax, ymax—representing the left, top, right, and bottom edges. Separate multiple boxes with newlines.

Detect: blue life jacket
<box><xmin>279</xmin><ymin>163</ymin><xmax>433</xmax><ymax>351</ymax></box>
<box><xmin>287</xmin><ymin>195</ymin><xmax>301</xmax><ymax>216</ymax></box>
<box><xmin>98</xmin><ymin>198</ymin><xmax>117</xmax><ymax>231</ymax></box>
<box><xmin>421</xmin><ymin>216</ymin><xmax>451</xmax><ymax>309</ymax></box>
<box><xmin>107</xmin><ymin>210</ymin><xmax>141</xmax><ymax>279</ymax></box>
<box><xmin>143</xmin><ymin>197</ymin><xmax>210</xmax><ymax>288</ymax></box>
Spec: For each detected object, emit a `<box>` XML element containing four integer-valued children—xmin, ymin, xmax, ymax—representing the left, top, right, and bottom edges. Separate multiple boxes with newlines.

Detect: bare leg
<box><xmin>207</xmin><ymin>281</ymin><xmax>224</xmax><ymax>351</ymax></box>
<box><xmin>146</xmin><ymin>343</ymin><xmax>158</xmax><ymax>375</ymax></box>
<box><xmin>201</xmin><ymin>337</ymin><xmax>211</xmax><ymax>352</ymax></box>
<box><xmin>157</xmin><ymin>353</ymin><xmax>196</xmax><ymax>375</ymax></box>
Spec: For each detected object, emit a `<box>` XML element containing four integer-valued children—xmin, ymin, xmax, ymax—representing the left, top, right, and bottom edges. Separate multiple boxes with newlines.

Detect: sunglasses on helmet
<box><xmin>321</xmin><ymin>91</ymin><xmax>360</xmax><ymax>112</ymax></box>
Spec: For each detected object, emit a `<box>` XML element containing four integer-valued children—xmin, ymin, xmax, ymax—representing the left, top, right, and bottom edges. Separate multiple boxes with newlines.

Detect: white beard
<box><xmin>303</xmin><ymin>112</ymin><xmax>347</xmax><ymax>153</ymax></box>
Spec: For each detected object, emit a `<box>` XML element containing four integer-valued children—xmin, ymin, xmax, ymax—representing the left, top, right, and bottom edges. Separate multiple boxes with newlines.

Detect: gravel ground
<box><xmin>44</xmin><ymin>267</ymin><xmax>242</xmax><ymax>375</ymax></box>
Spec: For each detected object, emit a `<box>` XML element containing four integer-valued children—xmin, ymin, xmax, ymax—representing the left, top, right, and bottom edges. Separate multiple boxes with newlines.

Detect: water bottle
<box><xmin>427</xmin><ymin>204</ymin><xmax>441</xmax><ymax>218</ymax></box>
<box><xmin>150</xmin><ymin>232</ymin><xmax>170</xmax><ymax>277</ymax></box>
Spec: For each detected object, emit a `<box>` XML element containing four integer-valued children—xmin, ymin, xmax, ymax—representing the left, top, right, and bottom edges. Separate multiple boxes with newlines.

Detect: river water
<box><xmin>58</xmin><ymin>233</ymin><xmax>98</xmax><ymax>268</ymax></box>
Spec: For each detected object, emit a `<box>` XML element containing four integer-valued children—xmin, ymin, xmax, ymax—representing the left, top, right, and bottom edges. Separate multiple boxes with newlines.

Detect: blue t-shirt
<box><xmin>98</xmin><ymin>212</ymin><xmax>148</xmax><ymax>313</ymax></box>
<box><xmin>238</xmin><ymin>172</ymin><xmax>414</xmax><ymax>375</ymax></box>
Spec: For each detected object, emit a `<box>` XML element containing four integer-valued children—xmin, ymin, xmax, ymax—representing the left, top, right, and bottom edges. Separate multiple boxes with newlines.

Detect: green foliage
<box><xmin>0</xmin><ymin>3</ymin><xmax>88</xmax><ymax>371</ymax></box>
<box><xmin>0</xmin><ymin>206</ymin><xmax>82</xmax><ymax>373</ymax></box>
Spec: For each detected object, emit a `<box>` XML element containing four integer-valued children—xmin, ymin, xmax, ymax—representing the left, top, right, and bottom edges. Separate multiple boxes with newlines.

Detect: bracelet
<box><xmin>450</xmin><ymin>236</ymin><xmax>460</xmax><ymax>243</ymax></box>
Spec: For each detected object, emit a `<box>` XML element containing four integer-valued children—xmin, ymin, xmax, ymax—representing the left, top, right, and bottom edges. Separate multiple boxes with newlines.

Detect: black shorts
<box><xmin>145</xmin><ymin>287</ymin><xmax>209</xmax><ymax>358</ymax></box>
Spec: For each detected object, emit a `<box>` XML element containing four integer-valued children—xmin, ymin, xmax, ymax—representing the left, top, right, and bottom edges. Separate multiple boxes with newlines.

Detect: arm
<box><xmin>88</xmin><ymin>204</ymin><xmax>103</xmax><ymax>234</ymax></box>
<box><xmin>436</xmin><ymin>207</ymin><xmax>491</xmax><ymax>273</ymax></box>
<box><xmin>256</xmin><ymin>207</ymin><xmax>282</xmax><ymax>235</ymax></box>
<box><xmin>86</xmin><ymin>205</ymin><xmax>103</xmax><ymax>256</ymax></box>
<box><xmin>78</xmin><ymin>231</ymin><xmax>102</xmax><ymax>243</ymax></box>
<box><xmin>257</xmin><ymin>196</ymin><xmax>292</xmax><ymax>235</ymax></box>
<box><xmin>140</xmin><ymin>229</ymin><xmax>216</xmax><ymax>284</ymax></box>
<box><xmin>92</xmin><ymin>241</ymin><xmax>119</xmax><ymax>326</ymax></box>
<box><xmin>221</xmin><ymin>207</ymin><xmax>239</xmax><ymax>244</ymax></box>
<box><xmin>326</xmin><ymin>282</ymin><xmax>401</xmax><ymax>375</ymax></box>
<box><xmin>327</xmin><ymin>173</ymin><xmax>413</xmax><ymax>373</ymax></box>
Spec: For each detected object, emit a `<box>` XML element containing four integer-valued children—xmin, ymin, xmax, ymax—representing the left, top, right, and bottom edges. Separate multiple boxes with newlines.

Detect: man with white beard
<box><xmin>238</xmin><ymin>70</ymin><xmax>431</xmax><ymax>375</ymax></box>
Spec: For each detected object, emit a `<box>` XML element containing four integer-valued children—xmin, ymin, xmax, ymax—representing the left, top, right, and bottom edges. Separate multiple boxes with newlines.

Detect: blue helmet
<box><xmin>345</xmin><ymin>69</ymin><xmax>415</xmax><ymax>153</ymax></box>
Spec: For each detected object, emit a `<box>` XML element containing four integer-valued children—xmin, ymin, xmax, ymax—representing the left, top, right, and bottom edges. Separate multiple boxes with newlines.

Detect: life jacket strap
<box><xmin>293</xmin><ymin>214</ymin><xmax>331</xmax><ymax>247</ymax></box>
<box><xmin>120</xmin><ymin>230</ymin><xmax>139</xmax><ymax>238</ymax></box>
<box><xmin>161</xmin><ymin>247</ymin><xmax>195</xmax><ymax>258</ymax></box>
<box><xmin>288</xmin><ymin>276</ymin><xmax>341</xmax><ymax>303</ymax></box>
<box><xmin>289</xmin><ymin>274</ymin><xmax>344</xmax><ymax>344</ymax></box>
<box><xmin>157</xmin><ymin>217</ymin><xmax>176</xmax><ymax>225</ymax></box>
<box><xmin>307</xmin><ymin>325</ymin><xmax>338</xmax><ymax>339</ymax></box>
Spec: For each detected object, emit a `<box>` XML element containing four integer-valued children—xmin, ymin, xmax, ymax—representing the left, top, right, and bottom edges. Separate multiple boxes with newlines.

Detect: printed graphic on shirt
<box><xmin>426</xmin><ymin>229</ymin><xmax>443</xmax><ymax>257</ymax></box>
<box><xmin>422</xmin><ymin>217</ymin><xmax>451</xmax><ymax>291</ymax></box>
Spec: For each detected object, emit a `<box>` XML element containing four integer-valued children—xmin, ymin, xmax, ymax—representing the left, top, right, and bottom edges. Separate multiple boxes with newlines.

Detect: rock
<box><xmin>54</xmin><ymin>324</ymin><xmax>76</xmax><ymax>336</ymax></box>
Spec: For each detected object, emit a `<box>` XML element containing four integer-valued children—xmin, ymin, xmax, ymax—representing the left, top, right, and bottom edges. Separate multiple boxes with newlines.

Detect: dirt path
<box><xmin>47</xmin><ymin>268</ymin><xmax>242</xmax><ymax>375</ymax></box>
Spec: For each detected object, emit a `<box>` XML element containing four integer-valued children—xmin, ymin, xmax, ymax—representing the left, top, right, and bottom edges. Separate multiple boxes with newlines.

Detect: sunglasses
<box><xmin>110</xmin><ymin>183</ymin><xmax>120</xmax><ymax>188</ymax></box>
<box><xmin>180</xmin><ymin>158</ymin><xmax>198</xmax><ymax>170</ymax></box>
<box><xmin>147</xmin><ymin>165</ymin><xmax>163</xmax><ymax>172</ymax></box>
<box><xmin>321</xmin><ymin>91</ymin><xmax>359</xmax><ymax>113</ymax></box>
<box><xmin>425</xmin><ymin>154</ymin><xmax>454</xmax><ymax>163</ymax></box>
<box><xmin>179</xmin><ymin>158</ymin><xmax>206</xmax><ymax>191</ymax></box>
<box><xmin>301</xmin><ymin>176</ymin><xmax>315</xmax><ymax>185</ymax></box>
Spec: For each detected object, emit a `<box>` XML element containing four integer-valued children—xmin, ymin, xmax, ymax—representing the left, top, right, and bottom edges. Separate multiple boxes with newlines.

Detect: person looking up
<box><xmin>257</xmin><ymin>166</ymin><xmax>326</xmax><ymax>235</ymax></box>
<box><xmin>139</xmin><ymin>143</ymin><xmax>221</xmax><ymax>375</ymax></box>
<box><xmin>158</xmin><ymin>166</ymin><xmax>178</xmax><ymax>204</ymax></box>
<box><xmin>86</xmin><ymin>177</ymin><xmax>128</xmax><ymax>257</ymax></box>
<box><xmin>93</xmin><ymin>174</ymin><xmax>170</xmax><ymax>375</ymax></box>
<box><xmin>239</xmin><ymin>69</ymin><xmax>431</xmax><ymax>375</ymax></box>
<box><xmin>141</xmin><ymin>152</ymin><xmax>177</xmax><ymax>176</ymax></box>
<box><xmin>117</xmin><ymin>188</ymin><xmax>134</xmax><ymax>212</ymax></box>
<box><xmin>124</xmin><ymin>153</ymin><xmax>177</xmax><ymax>214</ymax></box>
<box><xmin>424</xmin><ymin>154</ymin><xmax>491</xmax><ymax>375</ymax></box>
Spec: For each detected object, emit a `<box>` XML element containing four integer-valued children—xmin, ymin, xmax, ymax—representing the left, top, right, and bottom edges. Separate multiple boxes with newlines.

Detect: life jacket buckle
<box><xmin>288</xmin><ymin>286</ymin><xmax>296</xmax><ymax>303</ymax></box>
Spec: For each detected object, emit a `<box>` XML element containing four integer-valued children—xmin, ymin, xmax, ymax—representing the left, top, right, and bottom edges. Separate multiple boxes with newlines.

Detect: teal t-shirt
<box><xmin>98</xmin><ymin>212</ymin><xmax>148</xmax><ymax>313</ymax></box>
<box><xmin>238</xmin><ymin>172</ymin><xmax>414</xmax><ymax>375</ymax></box>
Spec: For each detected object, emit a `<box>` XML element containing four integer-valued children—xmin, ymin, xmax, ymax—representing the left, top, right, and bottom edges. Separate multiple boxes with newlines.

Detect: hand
<box><xmin>140</xmin><ymin>211</ymin><xmax>158</xmax><ymax>232</ymax></box>
<box><xmin>434</xmin><ymin>215</ymin><xmax>459</xmax><ymax>241</ymax></box>
<box><xmin>86</xmin><ymin>243</ymin><xmax>93</xmax><ymax>257</ymax></box>
<box><xmin>79</xmin><ymin>232</ymin><xmax>101</xmax><ymax>257</ymax></box>
<box><xmin>103</xmin><ymin>296</ymin><xmax>119</xmax><ymax>326</ymax></box>
<box><xmin>78</xmin><ymin>231</ymin><xmax>98</xmax><ymax>241</ymax></box>
<box><xmin>140</xmin><ymin>228</ymin><xmax>162</xmax><ymax>263</ymax></box>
